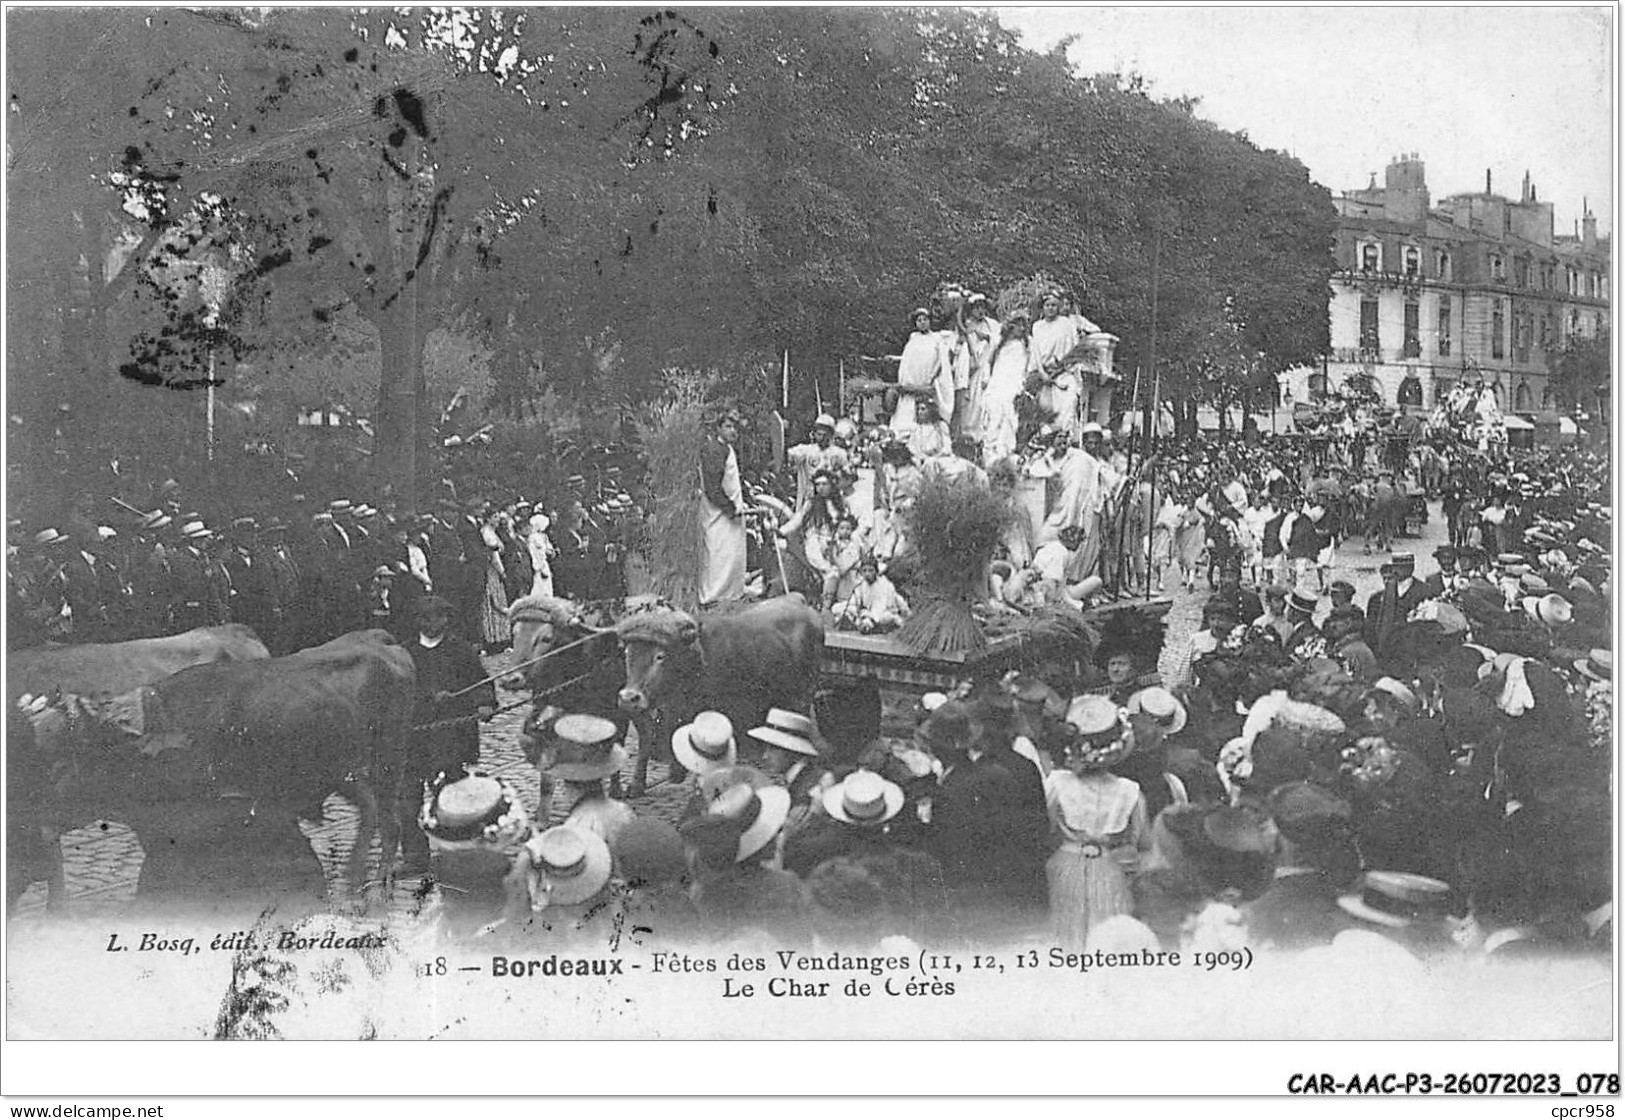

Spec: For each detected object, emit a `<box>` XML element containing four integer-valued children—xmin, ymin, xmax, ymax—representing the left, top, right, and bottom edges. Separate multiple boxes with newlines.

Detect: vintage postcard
<box><xmin>2</xmin><ymin>2</ymin><xmax>1615</xmax><ymax>1092</ymax></box>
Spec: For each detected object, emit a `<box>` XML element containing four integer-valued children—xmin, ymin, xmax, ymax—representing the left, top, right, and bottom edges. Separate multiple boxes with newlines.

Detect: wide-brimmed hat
<box><xmin>1495</xmin><ymin>552</ymin><xmax>1527</xmax><ymax>567</ymax></box>
<box><xmin>1062</xmin><ymin>695</ymin><xmax>1134</xmax><ymax>771</ymax></box>
<box><xmin>138</xmin><ymin>509</ymin><xmax>170</xmax><ymax>530</ymax></box>
<box><xmin>545</xmin><ymin>713</ymin><xmax>627</xmax><ymax>781</ymax></box>
<box><xmin>698</xmin><ymin>764</ymin><xmax>771</xmax><ymax>803</ymax></box>
<box><xmin>1126</xmin><ymin>686</ymin><xmax>1188</xmax><ymax>736</ymax></box>
<box><xmin>821</xmin><ymin>769</ymin><xmax>905</xmax><ymax>826</ymax></box>
<box><xmin>1519</xmin><ymin>572</ymin><xmax>1551</xmax><ymax>594</ymax></box>
<box><xmin>1338</xmin><ymin>870</ymin><xmax>1454</xmax><ymax>928</ymax></box>
<box><xmin>420</xmin><ymin>774</ymin><xmax>531</xmax><ymax>853</ymax></box>
<box><xmin>748</xmin><ymin>707</ymin><xmax>820</xmax><ymax>757</ymax></box>
<box><xmin>328</xmin><ymin>499</ymin><xmax>353</xmax><ymax>513</ymax></box>
<box><xmin>180</xmin><ymin>520</ymin><xmax>213</xmax><ymax>539</ymax></box>
<box><xmin>671</xmin><ymin>711</ymin><xmax>737</xmax><ymax>774</ymax></box>
<box><xmin>1388</xmin><ymin>552</ymin><xmax>1415</xmax><ymax>572</ymax></box>
<box><xmin>32</xmin><ymin>528</ymin><xmax>68</xmax><ymax>546</ymax></box>
<box><xmin>812</xmin><ymin>413</ymin><xmax>836</xmax><ymax>430</ymax></box>
<box><xmin>523</xmin><ymin>825</ymin><xmax>613</xmax><ymax>906</ymax></box>
<box><xmin>1522</xmin><ymin>594</ymin><xmax>1573</xmax><ymax>626</ymax></box>
<box><xmin>1575</xmin><ymin>649</ymin><xmax>1612</xmax><ymax>683</ymax></box>
<box><xmin>1287</xmin><ymin>588</ymin><xmax>1319</xmax><ymax>617</ymax></box>
<box><xmin>707</xmin><ymin>782</ymin><xmax>791</xmax><ymax>862</ymax></box>
<box><xmin>1367</xmin><ymin>676</ymin><xmax>1418</xmax><ymax>714</ymax></box>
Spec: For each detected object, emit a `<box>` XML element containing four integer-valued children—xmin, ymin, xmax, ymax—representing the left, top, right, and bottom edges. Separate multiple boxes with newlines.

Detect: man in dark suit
<box><xmin>925</xmin><ymin>701</ymin><xmax>1050</xmax><ymax>939</ymax></box>
<box><xmin>398</xmin><ymin>595</ymin><xmax>495</xmax><ymax>874</ymax></box>
<box><xmin>1363</xmin><ymin>552</ymin><xmax>1430</xmax><ymax>659</ymax></box>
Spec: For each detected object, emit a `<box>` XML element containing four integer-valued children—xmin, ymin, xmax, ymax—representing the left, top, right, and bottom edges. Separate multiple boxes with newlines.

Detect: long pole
<box><xmin>1145</xmin><ymin>456</ymin><xmax>1157</xmax><ymax>600</ymax></box>
<box><xmin>782</xmin><ymin>350</ymin><xmax>790</xmax><ymax>411</ymax></box>
<box><xmin>206</xmin><ymin>348</ymin><xmax>216</xmax><ymax>463</ymax></box>
<box><xmin>1145</xmin><ymin>229</ymin><xmax>1161</xmax><ymax>456</ymax></box>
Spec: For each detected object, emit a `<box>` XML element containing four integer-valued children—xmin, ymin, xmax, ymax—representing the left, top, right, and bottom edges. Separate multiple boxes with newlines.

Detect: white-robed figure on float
<box><xmin>698</xmin><ymin>410</ymin><xmax>748</xmax><ymax>606</ymax></box>
<box><xmin>970</xmin><ymin>309</ymin><xmax>1035</xmax><ymax>466</ymax></box>
<box><xmin>1030</xmin><ymin>291</ymin><xmax>1083</xmax><ymax>437</ymax></box>
<box><xmin>892</xmin><ymin>307</ymin><xmax>954</xmax><ymax>434</ymax></box>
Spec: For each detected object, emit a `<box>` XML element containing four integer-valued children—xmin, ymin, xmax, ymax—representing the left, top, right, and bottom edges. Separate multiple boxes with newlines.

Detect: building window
<box><xmin>1542</xmin><ymin>384</ymin><xmax>1554</xmax><ymax>409</ymax></box>
<box><xmin>1514</xmin><ymin>258</ymin><xmax>1530</xmax><ymax>288</ymax></box>
<box><xmin>1437</xmin><ymin>297</ymin><xmax>1452</xmax><ymax>356</ymax></box>
<box><xmin>1515</xmin><ymin>317</ymin><xmax>1531</xmax><ymax>363</ymax></box>
<box><xmin>1568</xmin><ymin>268</ymin><xmax>1579</xmax><ymax>295</ymax></box>
<box><xmin>1359</xmin><ymin>299</ymin><xmax>1380</xmax><ymax>352</ymax></box>
<box><xmin>1491</xmin><ymin>300</ymin><xmax>1505</xmax><ymax>359</ymax></box>
<box><xmin>1539</xmin><ymin>315</ymin><xmax>1552</xmax><ymax>349</ymax></box>
<box><xmin>1397</xmin><ymin>377</ymin><xmax>1423</xmax><ymax>407</ymax></box>
<box><xmin>1360</xmin><ymin>242</ymin><xmax>1380</xmax><ymax>272</ymax></box>
<box><xmin>1514</xmin><ymin>382</ymin><xmax>1533</xmax><ymax>412</ymax></box>
<box><xmin>1489</xmin><ymin>254</ymin><xmax>1505</xmax><ymax>282</ymax></box>
<box><xmin>1435</xmin><ymin>250</ymin><xmax>1452</xmax><ymax>281</ymax></box>
<box><xmin>1596</xmin><ymin>313</ymin><xmax>1605</xmax><ymax>337</ymax></box>
<box><xmin>1540</xmin><ymin>263</ymin><xmax>1554</xmax><ymax>290</ymax></box>
<box><xmin>1570</xmin><ymin>309</ymin><xmax>1581</xmax><ymax>336</ymax></box>
<box><xmin>1403</xmin><ymin>301</ymin><xmax>1420</xmax><ymax>358</ymax></box>
<box><xmin>1403</xmin><ymin>246</ymin><xmax>1420</xmax><ymax>275</ymax></box>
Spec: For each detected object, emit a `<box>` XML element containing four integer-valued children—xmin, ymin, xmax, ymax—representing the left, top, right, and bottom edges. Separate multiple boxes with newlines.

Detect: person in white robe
<box><xmin>1030</xmin><ymin>293</ymin><xmax>1083</xmax><ymax>437</ymax></box>
<box><xmin>974</xmin><ymin>311</ymin><xmax>1035</xmax><ymax>466</ymax></box>
<box><xmin>698</xmin><ymin>412</ymin><xmax>748</xmax><ymax>605</ymax></box>
<box><xmin>892</xmin><ymin>308</ymin><xmax>953</xmax><ymax>433</ymax></box>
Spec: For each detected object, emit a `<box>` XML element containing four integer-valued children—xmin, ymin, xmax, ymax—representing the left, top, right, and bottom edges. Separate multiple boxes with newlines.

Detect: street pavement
<box><xmin>8</xmin><ymin>501</ymin><xmax>1449</xmax><ymax>924</ymax></box>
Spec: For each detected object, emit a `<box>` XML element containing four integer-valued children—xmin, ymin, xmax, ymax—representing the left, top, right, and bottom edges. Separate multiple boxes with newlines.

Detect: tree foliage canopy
<box><xmin>8</xmin><ymin>6</ymin><xmax>1335</xmax><ymax>503</ymax></box>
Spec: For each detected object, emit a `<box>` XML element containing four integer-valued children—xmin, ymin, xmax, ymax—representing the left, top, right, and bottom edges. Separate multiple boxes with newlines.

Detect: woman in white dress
<box><xmin>1045</xmin><ymin>696</ymin><xmax>1150</xmax><ymax>951</ymax></box>
<box><xmin>892</xmin><ymin>308</ymin><xmax>949</xmax><ymax>434</ymax></box>
<box><xmin>973</xmin><ymin>311</ymin><xmax>1035</xmax><ymax>466</ymax></box>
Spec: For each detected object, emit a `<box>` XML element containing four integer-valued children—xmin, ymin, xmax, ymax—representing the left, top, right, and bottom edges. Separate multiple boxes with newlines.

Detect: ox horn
<box><xmin>674</xmin><ymin>613</ymin><xmax>701</xmax><ymax>646</ymax></box>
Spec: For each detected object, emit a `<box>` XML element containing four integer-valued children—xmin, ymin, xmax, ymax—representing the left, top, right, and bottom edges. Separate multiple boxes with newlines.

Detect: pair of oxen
<box><xmin>8</xmin><ymin>595</ymin><xmax>824</xmax><ymax>917</ymax></box>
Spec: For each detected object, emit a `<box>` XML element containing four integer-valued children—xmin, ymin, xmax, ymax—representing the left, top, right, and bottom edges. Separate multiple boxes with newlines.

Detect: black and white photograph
<box><xmin>1</xmin><ymin>0</ymin><xmax>1617</xmax><ymax>1094</ymax></box>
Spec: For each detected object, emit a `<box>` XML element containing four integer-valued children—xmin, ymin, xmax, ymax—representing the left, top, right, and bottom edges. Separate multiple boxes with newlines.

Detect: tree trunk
<box><xmin>374</xmin><ymin>294</ymin><xmax>421</xmax><ymax>512</ymax></box>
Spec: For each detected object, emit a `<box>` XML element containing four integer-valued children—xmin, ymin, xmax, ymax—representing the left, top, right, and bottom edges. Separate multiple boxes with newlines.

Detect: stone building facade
<box><xmin>1283</xmin><ymin>155</ymin><xmax>1610</xmax><ymax>415</ymax></box>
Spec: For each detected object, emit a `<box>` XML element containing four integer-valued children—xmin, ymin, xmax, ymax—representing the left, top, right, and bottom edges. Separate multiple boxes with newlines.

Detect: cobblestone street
<box><xmin>8</xmin><ymin>502</ymin><xmax>1448</xmax><ymax>926</ymax></box>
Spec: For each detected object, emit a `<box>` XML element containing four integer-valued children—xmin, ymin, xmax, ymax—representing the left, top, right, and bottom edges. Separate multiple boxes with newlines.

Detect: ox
<box><xmin>133</xmin><ymin>629</ymin><xmax>415</xmax><ymax>908</ymax></box>
<box><xmin>507</xmin><ymin>594</ymin><xmax>644</xmax><ymax>800</ymax></box>
<box><xmin>615</xmin><ymin>595</ymin><xmax>823</xmax><ymax>797</ymax></box>
<box><xmin>8</xmin><ymin>625</ymin><xmax>271</xmax><ymax>911</ymax></box>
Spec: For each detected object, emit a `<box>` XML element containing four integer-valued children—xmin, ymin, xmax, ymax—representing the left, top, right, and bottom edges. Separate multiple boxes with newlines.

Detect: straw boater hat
<box><xmin>545</xmin><ymin>713</ymin><xmax>628</xmax><ymax>782</ymax></box>
<box><xmin>708</xmin><ymin>782</ymin><xmax>791</xmax><ymax>863</ymax></box>
<box><xmin>671</xmin><ymin>711</ymin><xmax>737</xmax><ymax>774</ymax></box>
<box><xmin>1574</xmin><ymin>649</ymin><xmax>1612</xmax><ymax>683</ymax></box>
<box><xmin>1338</xmin><ymin>870</ymin><xmax>1454</xmax><ymax>929</ymax></box>
<box><xmin>748</xmin><ymin>708</ymin><xmax>820</xmax><ymax>757</ymax></box>
<box><xmin>1126</xmin><ymin>686</ymin><xmax>1188</xmax><ymax>736</ymax></box>
<box><xmin>521</xmin><ymin>825</ymin><xmax>613</xmax><ymax>906</ymax></box>
<box><xmin>1062</xmin><ymin>695</ymin><xmax>1135</xmax><ymax>771</ymax></box>
<box><xmin>180</xmin><ymin>520</ymin><xmax>213</xmax><ymax>539</ymax></box>
<box><xmin>419</xmin><ymin>774</ymin><xmax>532</xmax><ymax>854</ymax></box>
<box><xmin>138</xmin><ymin>509</ymin><xmax>171</xmax><ymax>531</ymax></box>
<box><xmin>1522</xmin><ymin>594</ymin><xmax>1573</xmax><ymax>626</ymax></box>
<box><xmin>813</xmin><ymin>413</ymin><xmax>836</xmax><ymax>431</ymax></box>
<box><xmin>1287</xmin><ymin>588</ymin><xmax>1319</xmax><ymax>618</ymax></box>
<box><xmin>822</xmin><ymin>769</ymin><xmax>905</xmax><ymax>826</ymax></box>
<box><xmin>32</xmin><ymin>528</ymin><xmax>68</xmax><ymax>546</ymax></box>
<box><xmin>698</xmin><ymin>765</ymin><xmax>772</xmax><ymax>802</ymax></box>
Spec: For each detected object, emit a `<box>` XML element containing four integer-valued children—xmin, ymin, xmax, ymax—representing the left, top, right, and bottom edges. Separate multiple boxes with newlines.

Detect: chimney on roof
<box><xmin>1485</xmin><ymin>168</ymin><xmax>1492</xmax><ymax>196</ymax></box>
<box><xmin>1582</xmin><ymin>203</ymin><xmax>1597</xmax><ymax>252</ymax></box>
<box><xmin>1521</xmin><ymin>171</ymin><xmax>1531</xmax><ymax>203</ymax></box>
